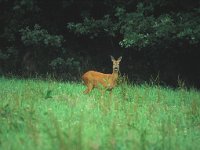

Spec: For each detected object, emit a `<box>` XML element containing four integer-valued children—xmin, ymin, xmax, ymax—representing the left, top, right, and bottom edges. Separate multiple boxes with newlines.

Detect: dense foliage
<box><xmin>68</xmin><ymin>2</ymin><xmax>200</xmax><ymax>49</ymax></box>
<box><xmin>0</xmin><ymin>0</ymin><xmax>200</xmax><ymax>86</ymax></box>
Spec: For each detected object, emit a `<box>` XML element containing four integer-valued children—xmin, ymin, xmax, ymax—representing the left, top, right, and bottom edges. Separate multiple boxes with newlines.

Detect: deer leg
<box><xmin>109</xmin><ymin>89</ymin><xmax>113</xmax><ymax>99</ymax></box>
<box><xmin>83</xmin><ymin>83</ymin><xmax>93</xmax><ymax>94</ymax></box>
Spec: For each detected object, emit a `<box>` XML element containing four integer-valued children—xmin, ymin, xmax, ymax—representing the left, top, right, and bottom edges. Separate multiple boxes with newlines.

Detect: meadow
<box><xmin>0</xmin><ymin>76</ymin><xmax>200</xmax><ymax>150</ymax></box>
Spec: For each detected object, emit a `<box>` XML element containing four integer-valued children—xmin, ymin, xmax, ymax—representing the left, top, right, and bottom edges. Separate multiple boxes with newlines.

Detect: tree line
<box><xmin>0</xmin><ymin>0</ymin><xmax>200</xmax><ymax>87</ymax></box>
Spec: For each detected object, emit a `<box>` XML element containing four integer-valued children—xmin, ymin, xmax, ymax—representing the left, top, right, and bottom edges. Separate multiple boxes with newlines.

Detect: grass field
<box><xmin>0</xmin><ymin>76</ymin><xmax>200</xmax><ymax>150</ymax></box>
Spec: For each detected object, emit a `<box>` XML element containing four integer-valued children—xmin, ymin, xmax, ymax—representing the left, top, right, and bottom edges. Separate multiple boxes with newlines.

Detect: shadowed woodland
<box><xmin>0</xmin><ymin>0</ymin><xmax>200</xmax><ymax>87</ymax></box>
<box><xmin>0</xmin><ymin>1</ymin><xmax>200</xmax><ymax>149</ymax></box>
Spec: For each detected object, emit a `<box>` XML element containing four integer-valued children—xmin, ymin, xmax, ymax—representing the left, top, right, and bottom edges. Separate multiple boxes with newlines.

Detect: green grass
<box><xmin>0</xmin><ymin>77</ymin><xmax>200</xmax><ymax>150</ymax></box>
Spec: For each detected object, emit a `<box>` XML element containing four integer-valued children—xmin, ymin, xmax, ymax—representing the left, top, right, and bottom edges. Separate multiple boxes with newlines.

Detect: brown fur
<box><xmin>82</xmin><ymin>56</ymin><xmax>122</xmax><ymax>94</ymax></box>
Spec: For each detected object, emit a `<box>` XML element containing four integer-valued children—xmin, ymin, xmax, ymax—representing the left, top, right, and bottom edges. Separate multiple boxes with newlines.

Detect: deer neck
<box><xmin>111</xmin><ymin>70</ymin><xmax>119</xmax><ymax>81</ymax></box>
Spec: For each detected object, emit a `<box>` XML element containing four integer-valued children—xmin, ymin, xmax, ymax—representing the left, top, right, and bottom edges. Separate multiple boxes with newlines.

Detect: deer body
<box><xmin>82</xmin><ymin>56</ymin><xmax>122</xmax><ymax>94</ymax></box>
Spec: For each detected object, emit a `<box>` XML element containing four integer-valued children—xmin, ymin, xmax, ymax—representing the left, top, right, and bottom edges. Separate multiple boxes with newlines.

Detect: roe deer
<box><xmin>82</xmin><ymin>56</ymin><xmax>122</xmax><ymax>94</ymax></box>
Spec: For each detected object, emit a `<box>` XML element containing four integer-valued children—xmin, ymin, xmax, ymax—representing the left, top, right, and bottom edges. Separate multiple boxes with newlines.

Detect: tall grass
<box><xmin>0</xmin><ymin>76</ymin><xmax>200</xmax><ymax>150</ymax></box>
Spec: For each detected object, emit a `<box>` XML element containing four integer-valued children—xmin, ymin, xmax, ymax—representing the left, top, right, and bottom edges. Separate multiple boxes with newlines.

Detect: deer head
<box><xmin>111</xmin><ymin>56</ymin><xmax>122</xmax><ymax>73</ymax></box>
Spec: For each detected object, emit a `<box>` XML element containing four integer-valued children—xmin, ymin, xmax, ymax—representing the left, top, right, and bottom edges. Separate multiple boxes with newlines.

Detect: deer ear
<box><xmin>110</xmin><ymin>55</ymin><xmax>115</xmax><ymax>61</ymax></box>
<box><xmin>118</xmin><ymin>56</ymin><xmax>122</xmax><ymax>62</ymax></box>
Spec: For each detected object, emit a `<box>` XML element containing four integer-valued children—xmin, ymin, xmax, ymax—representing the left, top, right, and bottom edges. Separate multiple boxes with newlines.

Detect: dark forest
<box><xmin>0</xmin><ymin>0</ymin><xmax>200</xmax><ymax>87</ymax></box>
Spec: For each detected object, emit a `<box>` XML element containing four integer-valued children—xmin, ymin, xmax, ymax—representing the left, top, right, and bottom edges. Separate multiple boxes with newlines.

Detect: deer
<box><xmin>82</xmin><ymin>56</ymin><xmax>122</xmax><ymax>94</ymax></box>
